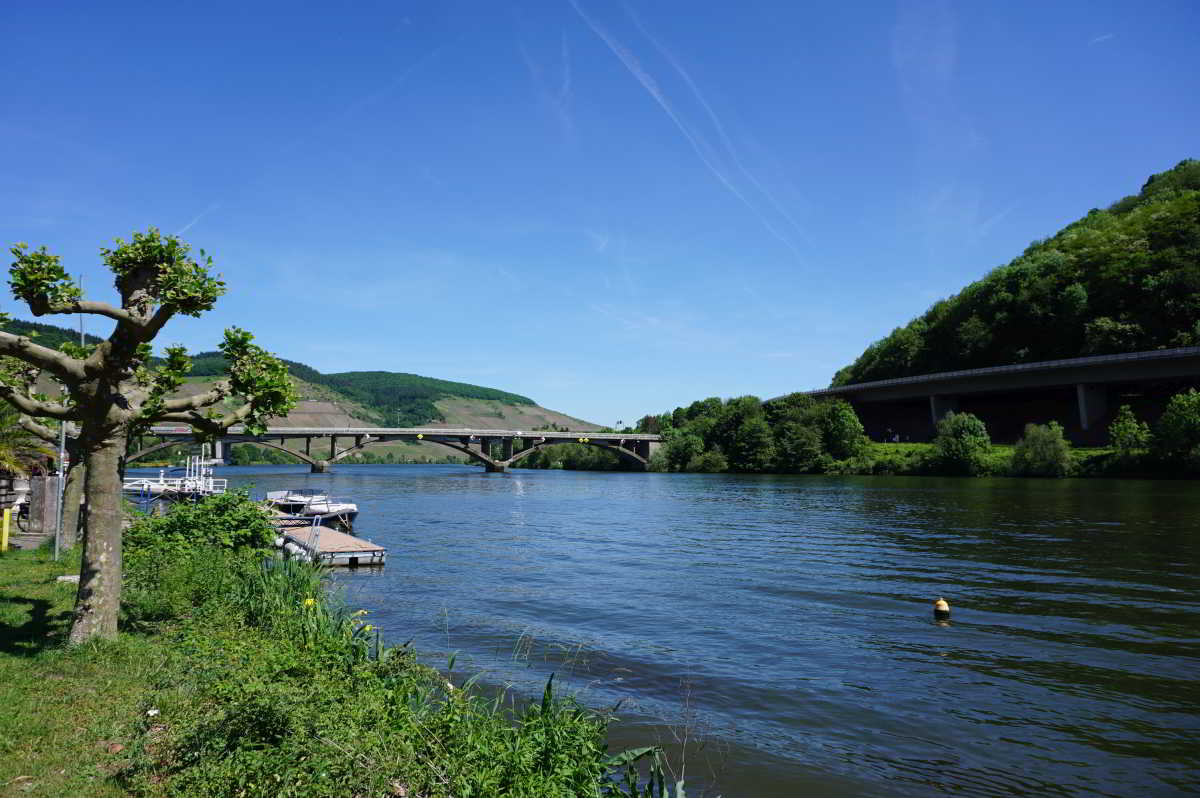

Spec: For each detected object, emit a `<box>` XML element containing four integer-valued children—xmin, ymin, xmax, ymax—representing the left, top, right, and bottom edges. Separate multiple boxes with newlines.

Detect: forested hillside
<box><xmin>0</xmin><ymin>318</ymin><xmax>537</xmax><ymax>427</ymax></box>
<box><xmin>189</xmin><ymin>353</ymin><xmax>535</xmax><ymax>426</ymax></box>
<box><xmin>0</xmin><ymin>319</ymin><xmax>105</xmax><ymax>350</ymax></box>
<box><xmin>832</xmin><ymin>159</ymin><xmax>1200</xmax><ymax>386</ymax></box>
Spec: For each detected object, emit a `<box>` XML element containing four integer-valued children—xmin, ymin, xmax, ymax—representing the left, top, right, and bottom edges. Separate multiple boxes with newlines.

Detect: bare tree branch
<box><xmin>161</xmin><ymin>380</ymin><xmax>231</xmax><ymax>412</ymax></box>
<box><xmin>0</xmin><ymin>386</ymin><xmax>78</xmax><ymax>420</ymax></box>
<box><xmin>18</xmin><ymin>415</ymin><xmax>58</xmax><ymax>444</ymax></box>
<box><xmin>43</xmin><ymin>299</ymin><xmax>138</xmax><ymax>325</ymax></box>
<box><xmin>141</xmin><ymin>304</ymin><xmax>176</xmax><ymax>341</ymax></box>
<box><xmin>0</xmin><ymin>331</ymin><xmax>85</xmax><ymax>381</ymax></box>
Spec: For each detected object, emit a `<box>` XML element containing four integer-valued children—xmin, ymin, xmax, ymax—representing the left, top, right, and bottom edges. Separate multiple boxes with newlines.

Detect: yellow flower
<box><xmin>352</xmin><ymin>609</ymin><xmax>368</xmax><ymax>617</ymax></box>
<box><xmin>363</xmin><ymin>624</ymin><xmax>375</xmax><ymax>632</ymax></box>
<box><xmin>303</xmin><ymin>598</ymin><xmax>316</xmax><ymax>607</ymax></box>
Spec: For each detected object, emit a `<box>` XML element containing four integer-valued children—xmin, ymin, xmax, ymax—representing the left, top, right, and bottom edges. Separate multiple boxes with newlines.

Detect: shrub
<box><xmin>663</xmin><ymin>432</ymin><xmax>704</xmax><ymax>472</ymax></box>
<box><xmin>772</xmin><ymin>420</ymin><xmax>822</xmax><ymax>472</ymax></box>
<box><xmin>818</xmin><ymin>399</ymin><xmax>869</xmax><ymax>460</ymax></box>
<box><xmin>932</xmin><ymin>411</ymin><xmax>992</xmax><ymax>475</ymax></box>
<box><xmin>1109</xmin><ymin>404</ymin><xmax>1151</xmax><ymax>457</ymax></box>
<box><xmin>125</xmin><ymin>489</ymin><xmax>274</xmax><ymax>556</ymax></box>
<box><xmin>1151</xmin><ymin>388</ymin><xmax>1200</xmax><ymax>471</ymax></box>
<box><xmin>122</xmin><ymin>491</ymin><xmax>275</xmax><ymax>626</ymax></box>
<box><xmin>686</xmin><ymin>449</ymin><xmax>728</xmax><ymax>473</ymax></box>
<box><xmin>1011</xmin><ymin>421</ymin><xmax>1074</xmax><ymax>477</ymax></box>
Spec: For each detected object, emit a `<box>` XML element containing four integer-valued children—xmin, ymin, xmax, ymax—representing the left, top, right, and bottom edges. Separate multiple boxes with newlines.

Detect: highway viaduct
<box><xmin>794</xmin><ymin>346</ymin><xmax>1200</xmax><ymax>446</ymax></box>
<box><xmin>130</xmin><ymin>426</ymin><xmax>661</xmax><ymax>473</ymax></box>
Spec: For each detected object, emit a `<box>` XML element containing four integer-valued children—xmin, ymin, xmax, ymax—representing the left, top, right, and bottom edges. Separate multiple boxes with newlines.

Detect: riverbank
<box><xmin>823</xmin><ymin>441</ymin><xmax>1168</xmax><ymax>478</ymax></box>
<box><xmin>0</xmin><ymin>519</ymin><xmax>671</xmax><ymax>796</ymax></box>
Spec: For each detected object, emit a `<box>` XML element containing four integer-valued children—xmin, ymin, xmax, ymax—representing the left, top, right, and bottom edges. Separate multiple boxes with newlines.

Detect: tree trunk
<box><xmin>60</xmin><ymin>461</ymin><xmax>85</xmax><ymax>547</ymax></box>
<box><xmin>67</xmin><ymin>431</ymin><xmax>126</xmax><ymax>644</ymax></box>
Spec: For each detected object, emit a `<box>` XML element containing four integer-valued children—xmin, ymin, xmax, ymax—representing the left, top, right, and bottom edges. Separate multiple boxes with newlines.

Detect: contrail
<box><xmin>177</xmin><ymin>203</ymin><xmax>221</xmax><ymax>235</ymax></box>
<box><xmin>624</xmin><ymin>3</ymin><xmax>810</xmax><ymax>247</ymax></box>
<box><xmin>568</xmin><ymin>0</ymin><xmax>804</xmax><ymax>261</ymax></box>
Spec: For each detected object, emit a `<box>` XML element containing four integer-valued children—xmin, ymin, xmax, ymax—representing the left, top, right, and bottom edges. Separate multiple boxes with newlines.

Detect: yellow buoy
<box><xmin>933</xmin><ymin>597</ymin><xmax>951</xmax><ymax>620</ymax></box>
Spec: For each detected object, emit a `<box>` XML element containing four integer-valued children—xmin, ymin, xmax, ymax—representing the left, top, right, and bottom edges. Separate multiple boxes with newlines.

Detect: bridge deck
<box><xmin>149</xmin><ymin>424</ymin><xmax>660</xmax><ymax>441</ymax></box>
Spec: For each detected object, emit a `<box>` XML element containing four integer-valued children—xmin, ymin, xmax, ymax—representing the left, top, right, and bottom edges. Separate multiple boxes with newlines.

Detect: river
<box><xmin>195</xmin><ymin>464</ymin><xmax>1198</xmax><ymax>797</ymax></box>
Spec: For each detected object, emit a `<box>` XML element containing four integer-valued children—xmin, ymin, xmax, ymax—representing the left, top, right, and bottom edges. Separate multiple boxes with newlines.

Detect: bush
<box><xmin>686</xmin><ymin>449</ymin><xmax>728</xmax><ymax>473</ymax></box>
<box><xmin>663</xmin><ymin>432</ymin><xmax>704</xmax><ymax>472</ymax></box>
<box><xmin>772</xmin><ymin>420</ymin><xmax>822</xmax><ymax>472</ymax></box>
<box><xmin>1011</xmin><ymin>421</ymin><xmax>1074</xmax><ymax>477</ymax></box>
<box><xmin>1151</xmin><ymin>389</ymin><xmax>1200</xmax><ymax>471</ymax></box>
<box><xmin>818</xmin><ymin>399</ymin><xmax>869</xmax><ymax>460</ymax></box>
<box><xmin>932</xmin><ymin>412</ymin><xmax>992</xmax><ymax>475</ymax></box>
<box><xmin>122</xmin><ymin>491</ymin><xmax>275</xmax><ymax>626</ymax></box>
<box><xmin>1109</xmin><ymin>404</ymin><xmax>1151</xmax><ymax>457</ymax></box>
<box><xmin>125</xmin><ymin>489</ymin><xmax>274</xmax><ymax>557</ymax></box>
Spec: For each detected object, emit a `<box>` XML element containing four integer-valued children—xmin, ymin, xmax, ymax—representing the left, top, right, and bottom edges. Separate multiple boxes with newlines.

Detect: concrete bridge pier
<box><xmin>1076</xmin><ymin>383</ymin><xmax>1108</xmax><ymax>431</ymax></box>
<box><xmin>312</xmin><ymin>459</ymin><xmax>331</xmax><ymax>473</ymax></box>
<box><xmin>929</xmin><ymin>395</ymin><xmax>959</xmax><ymax>429</ymax></box>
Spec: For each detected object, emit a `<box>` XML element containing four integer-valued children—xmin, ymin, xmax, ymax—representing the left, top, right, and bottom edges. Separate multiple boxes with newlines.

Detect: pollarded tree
<box><xmin>2</xmin><ymin>229</ymin><xmax>296</xmax><ymax>643</ymax></box>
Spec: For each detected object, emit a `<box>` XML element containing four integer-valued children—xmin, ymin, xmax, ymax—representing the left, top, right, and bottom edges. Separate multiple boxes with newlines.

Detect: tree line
<box><xmin>518</xmin><ymin>388</ymin><xmax>1200</xmax><ymax>478</ymax></box>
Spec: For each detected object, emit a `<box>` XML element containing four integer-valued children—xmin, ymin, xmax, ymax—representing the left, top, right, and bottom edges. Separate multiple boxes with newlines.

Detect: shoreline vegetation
<box><xmin>0</xmin><ymin>493</ymin><xmax>679</xmax><ymax>797</ymax></box>
<box><xmin>518</xmin><ymin>390</ymin><xmax>1200</xmax><ymax>479</ymax></box>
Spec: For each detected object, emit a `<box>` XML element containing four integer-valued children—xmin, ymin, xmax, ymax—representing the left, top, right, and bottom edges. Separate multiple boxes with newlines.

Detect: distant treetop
<box><xmin>832</xmin><ymin>159</ymin><xmax>1200</xmax><ymax>387</ymax></box>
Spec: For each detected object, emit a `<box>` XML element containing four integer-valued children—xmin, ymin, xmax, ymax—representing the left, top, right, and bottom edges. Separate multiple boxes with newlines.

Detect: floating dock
<box><xmin>269</xmin><ymin>516</ymin><xmax>386</xmax><ymax>567</ymax></box>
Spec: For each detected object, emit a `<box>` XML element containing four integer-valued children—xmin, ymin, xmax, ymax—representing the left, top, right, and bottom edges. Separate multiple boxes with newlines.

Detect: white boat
<box><xmin>265</xmin><ymin>488</ymin><xmax>359</xmax><ymax>527</ymax></box>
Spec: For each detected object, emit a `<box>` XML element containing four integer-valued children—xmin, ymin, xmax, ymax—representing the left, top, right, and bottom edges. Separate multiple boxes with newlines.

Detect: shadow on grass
<box><xmin>0</xmin><ymin>595</ymin><xmax>71</xmax><ymax>656</ymax></box>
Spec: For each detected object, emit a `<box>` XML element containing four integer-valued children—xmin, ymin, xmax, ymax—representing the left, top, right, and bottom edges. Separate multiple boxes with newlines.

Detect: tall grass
<box><xmin>111</xmin><ymin>493</ymin><xmax>682</xmax><ymax>796</ymax></box>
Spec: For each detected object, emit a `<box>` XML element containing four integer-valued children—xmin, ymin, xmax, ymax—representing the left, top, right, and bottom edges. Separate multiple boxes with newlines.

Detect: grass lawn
<box><xmin>0</xmin><ymin>545</ymin><xmax>162</xmax><ymax>798</ymax></box>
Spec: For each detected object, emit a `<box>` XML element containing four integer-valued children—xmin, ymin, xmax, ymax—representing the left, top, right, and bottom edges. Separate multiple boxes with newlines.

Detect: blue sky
<box><xmin>3</xmin><ymin>1</ymin><xmax>1197</xmax><ymax>425</ymax></box>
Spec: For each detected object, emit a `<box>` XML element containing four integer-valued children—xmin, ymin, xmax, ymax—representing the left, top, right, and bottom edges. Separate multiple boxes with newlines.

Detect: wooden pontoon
<box><xmin>269</xmin><ymin>516</ymin><xmax>386</xmax><ymax>567</ymax></box>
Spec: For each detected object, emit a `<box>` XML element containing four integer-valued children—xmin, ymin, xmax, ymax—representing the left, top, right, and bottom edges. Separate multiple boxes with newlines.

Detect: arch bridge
<box><xmin>131</xmin><ymin>426</ymin><xmax>661</xmax><ymax>473</ymax></box>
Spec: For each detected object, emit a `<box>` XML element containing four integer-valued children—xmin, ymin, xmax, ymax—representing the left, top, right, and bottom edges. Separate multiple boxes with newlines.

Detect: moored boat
<box><xmin>265</xmin><ymin>488</ymin><xmax>359</xmax><ymax>527</ymax></box>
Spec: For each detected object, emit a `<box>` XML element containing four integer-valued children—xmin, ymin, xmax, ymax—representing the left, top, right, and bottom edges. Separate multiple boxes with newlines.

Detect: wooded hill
<box><xmin>187</xmin><ymin>353</ymin><xmax>535</xmax><ymax>427</ymax></box>
<box><xmin>0</xmin><ymin>318</ymin><xmax>536</xmax><ymax>427</ymax></box>
<box><xmin>832</xmin><ymin>159</ymin><xmax>1200</xmax><ymax>387</ymax></box>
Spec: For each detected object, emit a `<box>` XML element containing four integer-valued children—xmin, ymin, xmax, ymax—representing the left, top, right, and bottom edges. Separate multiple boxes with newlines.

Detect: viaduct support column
<box><xmin>311</xmin><ymin>460</ymin><xmax>330</xmax><ymax>473</ymax></box>
<box><xmin>929</xmin><ymin>395</ymin><xmax>959</xmax><ymax>432</ymax></box>
<box><xmin>502</xmin><ymin>438</ymin><xmax>514</xmax><ymax>460</ymax></box>
<box><xmin>1076</xmin><ymin>384</ymin><xmax>1108</xmax><ymax>431</ymax></box>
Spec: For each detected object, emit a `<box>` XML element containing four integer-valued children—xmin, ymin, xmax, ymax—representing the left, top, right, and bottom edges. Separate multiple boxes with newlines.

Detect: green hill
<box><xmin>0</xmin><ymin>320</ymin><xmax>536</xmax><ymax>427</ymax></box>
<box><xmin>832</xmin><ymin>159</ymin><xmax>1200</xmax><ymax>387</ymax></box>
<box><xmin>187</xmin><ymin>353</ymin><xmax>534</xmax><ymax>426</ymax></box>
<box><xmin>0</xmin><ymin>319</ymin><xmax>106</xmax><ymax>350</ymax></box>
